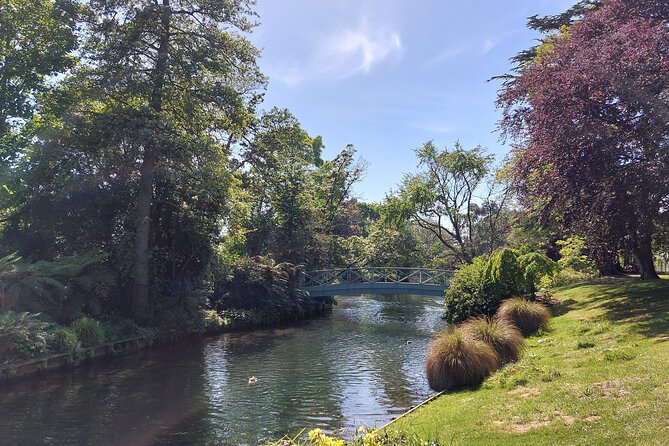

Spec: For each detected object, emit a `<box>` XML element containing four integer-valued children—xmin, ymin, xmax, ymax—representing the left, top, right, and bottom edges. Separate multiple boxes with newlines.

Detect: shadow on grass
<box><xmin>551</xmin><ymin>298</ymin><xmax>579</xmax><ymax>316</ymax></box>
<box><xmin>590</xmin><ymin>279</ymin><xmax>669</xmax><ymax>340</ymax></box>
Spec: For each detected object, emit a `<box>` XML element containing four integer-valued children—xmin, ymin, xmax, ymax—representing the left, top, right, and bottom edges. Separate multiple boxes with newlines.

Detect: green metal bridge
<box><xmin>298</xmin><ymin>267</ymin><xmax>454</xmax><ymax>297</ymax></box>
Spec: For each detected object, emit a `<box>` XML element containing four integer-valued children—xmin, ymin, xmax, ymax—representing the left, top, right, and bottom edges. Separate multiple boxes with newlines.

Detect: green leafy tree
<box><xmin>385</xmin><ymin>141</ymin><xmax>510</xmax><ymax>265</ymax></box>
<box><xmin>237</xmin><ymin>108</ymin><xmax>322</xmax><ymax>262</ymax></box>
<box><xmin>66</xmin><ymin>0</ymin><xmax>264</xmax><ymax>320</ymax></box>
<box><xmin>0</xmin><ymin>0</ymin><xmax>78</xmax><ymax>222</ymax></box>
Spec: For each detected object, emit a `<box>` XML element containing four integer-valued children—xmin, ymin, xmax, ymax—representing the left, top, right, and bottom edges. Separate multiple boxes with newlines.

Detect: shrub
<box><xmin>541</xmin><ymin>267</ymin><xmax>597</xmax><ymax>288</ymax></box>
<box><xmin>483</xmin><ymin>248</ymin><xmax>528</xmax><ymax>297</ymax></box>
<box><xmin>425</xmin><ymin>327</ymin><xmax>499</xmax><ymax>391</ymax></box>
<box><xmin>496</xmin><ymin>297</ymin><xmax>551</xmax><ymax>336</ymax></box>
<box><xmin>518</xmin><ymin>252</ymin><xmax>557</xmax><ymax>292</ymax></box>
<box><xmin>200</xmin><ymin>309</ymin><xmax>224</xmax><ymax>333</ymax></box>
<box><xmin>102</xmin><ymin>319</ymin><xmax>157</xmax><ymax>342</ymax></box>
<box><xmin>48</xmin><ymin>327</ymin><xmax>81</xmax><ymax>353</ymax></box>
<box><xmin>536</xmin><ymin>236</ymin><xmax>599</xmax><ymax>288</ymax></box>
<box><xmin>444</xmin><ymin>249</ymin><xmax>530</xmax><ymax>323</ymax></box>
<box><xmin>444</xmin><ymin>256</ymin><xmax>489</xmax><ymax>323</ymax></box>
<box><xmin>71</xmin><ymin>316</ymin><xmax>105</xmax><ymax>347</ymax></box>
<box><xmin>0</xmin><ymin>311</ymin><xmax>49</xmax><ymax>359</ymax></box>
<box><xmin>460</xmin><ymin>316</ymin><xmax>525</xmax><ymax>364</ymax></box>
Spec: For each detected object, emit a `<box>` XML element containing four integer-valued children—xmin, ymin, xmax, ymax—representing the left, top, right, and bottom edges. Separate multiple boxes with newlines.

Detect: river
<box><xmin>0</xmin><ymin>294</ymin><xmax>446</xmax><ymax>445</ymax></box>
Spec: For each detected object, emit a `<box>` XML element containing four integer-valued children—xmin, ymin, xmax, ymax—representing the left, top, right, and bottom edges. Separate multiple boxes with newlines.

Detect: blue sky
<box><xmin>250</xmin><ymin>0</ymin><xmax>576</xmax><ymax>202</ymax></box>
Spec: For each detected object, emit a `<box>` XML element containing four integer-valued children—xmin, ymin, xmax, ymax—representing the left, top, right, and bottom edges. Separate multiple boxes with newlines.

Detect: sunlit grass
<box><xmin>386</xmin><ymin>277</ymin><xmax>669</xmax><ymax>445</ymax></box>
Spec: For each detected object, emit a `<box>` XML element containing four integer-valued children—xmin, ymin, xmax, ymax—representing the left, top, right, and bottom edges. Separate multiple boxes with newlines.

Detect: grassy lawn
<box><xmin>386</xmin><ymin>277</ymin><xmax>669</xmax><ymax>445</ymax></box>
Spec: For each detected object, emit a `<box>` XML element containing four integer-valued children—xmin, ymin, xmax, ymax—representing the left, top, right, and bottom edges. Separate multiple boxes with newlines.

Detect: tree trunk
<box><xmin>631</xmin><ymin>236</ymin><xmax>660</xmax><ymax>280</ymax></box>
<box><xmin>597</xmin><ymin>254</ymin><xmax>625</xmax><ymax>276</ymax></box>
<box><xmin>132</xmin><ymin>148</ymin><xmax>155</xmax><ymax>322</ymax></box>
<box><xmin>131</xmin><ymin>0</ymin><xmax>170</xmax><ymax>322</ymax></box>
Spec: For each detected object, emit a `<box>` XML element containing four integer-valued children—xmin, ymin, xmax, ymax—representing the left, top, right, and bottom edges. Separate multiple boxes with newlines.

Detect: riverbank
<box><xmin>0</xmin><ymin>298</ymin><xmax>334</xmax><ymax>382</ymax></box>
<box><xmin>383</xmin><ymin>277</ymin><xmax>669</xmax><ymax>444</ymax></box>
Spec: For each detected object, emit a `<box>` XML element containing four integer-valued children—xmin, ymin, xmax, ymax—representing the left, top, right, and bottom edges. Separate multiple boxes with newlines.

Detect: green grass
<box><xmin>386</xmin><ymin>277</ymin><xmax>669</xmax><ymax>445</ymax></box>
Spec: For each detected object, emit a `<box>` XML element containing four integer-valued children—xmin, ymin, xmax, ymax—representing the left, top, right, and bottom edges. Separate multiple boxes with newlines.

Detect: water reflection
<box><xmin>0</xmin><ymin>295</ymin><xmax>446</xmax><ymax>445</ymax></box>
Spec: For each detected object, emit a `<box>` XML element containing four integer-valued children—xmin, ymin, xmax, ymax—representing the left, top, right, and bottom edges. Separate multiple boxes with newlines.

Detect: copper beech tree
<box><xmin>499</xmin><ymin>0</ymin><xmax>669</xmax><ymax>279</ymax></box>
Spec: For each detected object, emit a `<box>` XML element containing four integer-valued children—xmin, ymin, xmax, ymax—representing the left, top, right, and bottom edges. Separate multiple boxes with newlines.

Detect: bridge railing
<box><xmin>299</xmin><ymin>267</ymin><xmax>454</xmax><ymax>288</ymax></box>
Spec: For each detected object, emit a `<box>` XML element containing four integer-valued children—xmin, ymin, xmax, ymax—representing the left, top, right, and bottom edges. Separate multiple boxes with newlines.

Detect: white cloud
<box><xmin>271</xmin><ymin>20</ymin><xmax>404</xmax><ymax>86</ymax></box>
<box><xmin>410</xmin><ymin>121</ymin><xmax>453</xmax><ymax>135</ymax></box>
<box><xmin>481</xmin><ymin>38</ymin><xmax>498</xmax><ymax>54</ymax></box>
<box><xmin>428</xmin><ymin>33</ymin><xmax>511</xmax><ymax>66</ymax></box>
<box><xmin>429</xmin><ymin>43</ymin><xmax>473</xmax><ymax>65</ymax></box>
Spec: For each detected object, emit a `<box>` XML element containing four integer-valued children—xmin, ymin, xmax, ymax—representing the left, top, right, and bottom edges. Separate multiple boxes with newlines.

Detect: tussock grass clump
<box><xmin>425</xmin><ymin>327</ymin><xmax>499</xmax><ymax>392</ymax></box>
<box><xmin>497</xmin><ymin>297</ymin><xmax>551</xmax><ymax>336</ymax></box>
<box><xmin>460</xmin><ymin>316</ymin><xmax>525</xmax><ymax>364</ymax></box>
<box><xmin>48</xmin><ymin>327</ymin><xmax>81</xmax><ymax>353</ymax></box>
<box><xmin>71</xmin><ymin>316</ymin><xmax>105</xmax><ymax>347</ymax></box>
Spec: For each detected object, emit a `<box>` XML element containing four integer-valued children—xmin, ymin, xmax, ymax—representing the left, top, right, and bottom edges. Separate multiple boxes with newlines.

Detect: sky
<box><xmin>249</xmin><ymin>0</ymin><xmax>577</xmax><ymax>202</ymax></box>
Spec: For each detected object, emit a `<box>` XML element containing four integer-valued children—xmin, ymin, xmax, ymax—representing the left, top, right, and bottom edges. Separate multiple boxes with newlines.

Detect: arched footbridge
<box><xmin>298</xmin><ymin>267</ymin><xmax>454</xmax><ymax>297</ymax></box>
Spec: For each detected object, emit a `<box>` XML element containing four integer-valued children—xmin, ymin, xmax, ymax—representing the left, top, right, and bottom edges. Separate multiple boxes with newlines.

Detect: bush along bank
<box><xmin>0</xmin><ymin>256</ymin><xmax>332</xmax><ymax>380</ymax></box>
<box><xmin>425</xmin><ymin>297</ymin><xmax>551</xmax><ymax>392</ymax></box>
<box><xmin>443</xmin><ymin>241</ymin><xmax>598</xmax><ymax>324</ymax></box>
<box><xmin>0</xmin><ymin>313</ymin><xmax>158</xmax><ymax>380</ymax></box>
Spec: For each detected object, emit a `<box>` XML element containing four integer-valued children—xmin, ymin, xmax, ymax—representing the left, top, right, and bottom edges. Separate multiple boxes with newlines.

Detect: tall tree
<box><xmin>385</xmin><ymin>141</ymin><xmax>510</xmax><ymax>265</ymax></box>
<box><xmin>0</xmin><ymin>0</ymin><xmax>77</xmax><ymax>133</ymax></box>
<box><xmin>0</xmin><ymin>0</ymin><xmax>78</xmax><ymax>221</ymax></box>
<box><xmin>237</xmin><ymin>108</ymin><xmax>322</xmax><ymax>262</ymax></box>
<box><xmin>499</xmin><ymin>0</ymin><xmax>669</xmax><ymax>279</ymax></box>
<box><xmin>75</xmin><ymin>0</ymin><xmax>264</xmax><ymax>320</ymax></box>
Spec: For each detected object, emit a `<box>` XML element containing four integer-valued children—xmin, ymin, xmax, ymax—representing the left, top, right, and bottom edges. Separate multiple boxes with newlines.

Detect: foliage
<box><xmin>267</xmin><ymin>428</ymin><xmax>443</xmax><ymax>446</ymax></box>
<box><xmin>0</xmin><ymin>311</ymin><xmax>49</xmax><ymax>360</ymax></box>
<box><xmin>200</xmin><ymin>309</ymin><xmax>225</xmax><ymax>333</ymax></box>
<box><xmin>444</xmin><ymin>248</ymin><xmax>532</xmax><ymax>323</ymax></box>
<box><xmin>347</xmin><ymin>222</ymin><xmax>426</xmax><ymax>268</ymax></box>
<box><xmin>238</xmin><ymin>112</ymin><xmax>366</xmax><ymax>268</ymax></box>
<box><xmin>517</xmin><ymin>252</ymin><xmax>557</xmax><ymax>292</ymax></box>
<box><xmin>443</xmin><ymin>256</ymin><xmax>490</xmax><ymax>323</ymax></box>
<box><xmin>555</xmin><ymin>237</ymin><xmax>596</xmax><ymax>273</ymax></box>
<box><xmin>539</xmin><ymin>237</ymin><xmax>599</xmax><ymax>288</ymax></box>
<box><xmin>70</xmin><ymin>316</ymin><xmax>105</xmax><ymax>347</ymax></box>
<box><xmin>496</xmin><ymin>298</ymin><xmax>551</xmax><ymax>337</ymax></box>
<box><xmin>425</xmin><ymin>327</ymin><xmax>499</xmax><ymax>391</ymax></box>
<box><xmin>0</xmin><ymin>0</ymin><xmax>78</xmax><ymax>205</ymax></box>
<box><xmin>102</xmin><ymin>319</ymin><xmax>156</xmax><ymax>342</ymax></box>
<box><xmin>0</xmin><ymin>252</ymin><xmax>116</xmax><ymax>321</ymax></box>
<box><xmin>499</xmin><ymin>0</ymin><xmax>669</xmax><ymax>279</ymax></box>
<box><xmin>208</xmin><ymin>256</ymin><xmax>316</xmax><ymax>329</ymax></box>
<box><xmin>48</xmin><ymin>326</ymin><xmax>81</xmax><ymax>354</ymax></box>
<box><xmin>385</xmin><ymin>141</ymin><xmax>510</xmax><ymax>265</ymax></box>
<box><xmin>460</xmin><ymin>316</ymin><xmax>525</xmax><ymax>364</ymax></box>
<box><xmin>509</xmin><ymin>1</ymin><xmax>600</xmax><ymax>68</ymax></box>
<box><xmin>483</xmin><ymin>248</ymin><xmax>528</xmax><ymax>300</ymax></box>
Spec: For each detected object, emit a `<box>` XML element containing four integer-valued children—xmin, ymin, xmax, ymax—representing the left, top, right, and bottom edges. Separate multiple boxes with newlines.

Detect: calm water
<box><xmin>0</xmin><ymin>295</ymin><xmax>446</xmax><ymax>445</ymax></box>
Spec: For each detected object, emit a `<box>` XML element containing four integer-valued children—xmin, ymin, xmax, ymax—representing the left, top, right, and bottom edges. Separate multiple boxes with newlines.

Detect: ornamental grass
<box><xmin>460</xmin><ymin>316</ymin><xmax>525</xmax><ymax>365</ymax></box>
<box><xmin>496</xmin><ymin>297</ymin><xmax>551</xmax><ymax>337</ymax></box>
<box><xmin>425</xmin><ymin>327</ymin><xmax>498</xmax><ymax>392</ymax></box>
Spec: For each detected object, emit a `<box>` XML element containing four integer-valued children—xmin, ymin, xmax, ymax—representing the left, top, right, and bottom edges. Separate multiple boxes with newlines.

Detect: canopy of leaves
<box><xmin>385</xmin><ymin>141</ymin><xmax>510</xmax><ymax>265</ymax></box>
<box><xmin>499</xmin><ymin>0</ymin><xmax>669</xmax><ymax>276</ymax></box>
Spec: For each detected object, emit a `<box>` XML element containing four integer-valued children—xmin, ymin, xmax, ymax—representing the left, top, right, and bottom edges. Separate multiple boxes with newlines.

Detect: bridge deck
<box><xmin>299</xmin><ymin>267</ymin><xmax>453</xmax><ymax>297</ymax></box>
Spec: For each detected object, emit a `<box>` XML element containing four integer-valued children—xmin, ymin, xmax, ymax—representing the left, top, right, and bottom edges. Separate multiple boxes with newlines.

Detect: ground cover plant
<box><xmin>425</xmin><ymin>327</ymin><xmax>499</xmax><ymax>391</ymax></box>
<box><xmin>385</xmin><ymin>277</ymin><xmax>669</xmax><ymax>445</ymax></box>
<box><xmin>497</xmin><ymin>298</ymin><xmax>551</xmax><ymax>337</ymax></box>
<box><xmin>460</xmin><ymin>316</ymin><xmax>526</xmax><ymax>365</ymax></box>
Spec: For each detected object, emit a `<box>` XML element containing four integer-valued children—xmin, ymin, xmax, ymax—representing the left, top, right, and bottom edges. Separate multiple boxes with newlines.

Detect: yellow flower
<box><xmin>308</xmin><ymin>428</ymin><xmax>322</xmax><ymax>440</ymax></box>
